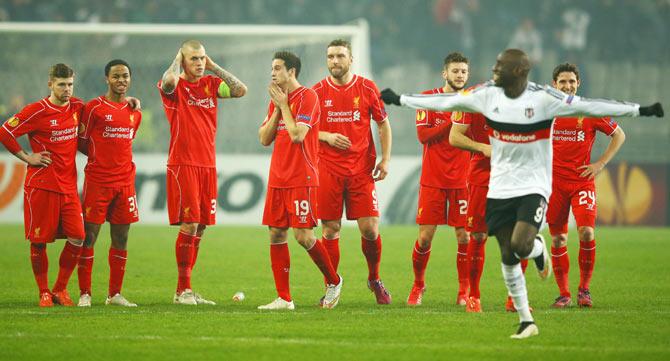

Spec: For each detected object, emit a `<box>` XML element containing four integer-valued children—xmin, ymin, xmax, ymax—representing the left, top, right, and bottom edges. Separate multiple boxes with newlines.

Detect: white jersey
<box><xmin>400</xmin><ymin>81</ymin><xmax>640</xmax><ymax>200</ymax></box>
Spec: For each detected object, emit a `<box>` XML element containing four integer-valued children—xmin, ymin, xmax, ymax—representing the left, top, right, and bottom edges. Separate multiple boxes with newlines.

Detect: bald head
<box><xmin>499</xmin><ymin>49</ymin><xmax>530</xmax><ymax>74</ymax></box>
<box><xmin>180</xmin><ymin>40</ymin><xmax>207</xmax><ymax>80</ymax></box>
<box><xmin>492</xmin><ymin>48</ymin><xmax>531</xmax><ymax>89</ymax></box>
<box><xmin>181</xmin><ymin>40</ymin><xmax>204</xmax><ymax>52</ymax></box>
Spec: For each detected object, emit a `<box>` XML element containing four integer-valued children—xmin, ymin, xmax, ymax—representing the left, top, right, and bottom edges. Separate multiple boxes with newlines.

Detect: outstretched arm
<box><xmin>206</xmin><ymin>56</ymin><xmax>247</xmax><ymax>98</ymax></box>
<box><xmin>381</xmin><ymin>88</ymin><xmax>484</xmax><ymax>113</ymax></box>
<box><xmin>161</xmin><ymin>50</ymin><xmax>182</xmax><ymax>94</ymax></box>
<box><xmin>547</xmin><ymin>88</ymin><xmax>664</xmax><ymax>118</ymax></box>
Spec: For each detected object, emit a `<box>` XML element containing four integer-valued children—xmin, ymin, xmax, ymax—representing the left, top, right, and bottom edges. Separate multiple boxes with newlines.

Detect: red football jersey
<box><xmin>1</xmin><ymin>97</ymin><xmax>84</xmax><ymax>193</ymax></box>
<box><xmin>312</xmin><ymin>75</ymin><xmax>387</xmax><ymax>177</ymax></box>
<box><xmin>552</xmin><ymin>116</ymin><xmax>618</xmax><ymax>183</ymax></box>
<box><xmin>157</xmin><ymin>75</ymin><xmax>223</xmax><ymax>168</ymax></box>
<box><xmin>453</xmin><ymin>112</ymin><xmax>490</xmax><ymax>187</ymax></box>
<box><xmin>415</xmin><ymin>87</ymin><xmax>470</xmax><ymax>189</ymax></box>
<box><xmin>79</xmin><ymin>96</ymin><xmax>142</xmax><ymax>186</ymax></box>
<box><xmin>263</xmin><ymin>86</ymin><xmax>320</xmax><ymax>188</ymax></box>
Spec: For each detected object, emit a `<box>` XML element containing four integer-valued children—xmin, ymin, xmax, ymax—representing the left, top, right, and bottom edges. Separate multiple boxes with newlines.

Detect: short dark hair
<box><xmin>49</xmin><ymin>63</ymin><xmax>74</xmax><ymax>79</ymax></box>
<box><xmin>328</xmin><ymin>39</ymin><xmax>352</xmax><ymax>54</ymax></box>
<box><xmin>552</xmin><ymin>63</ymin><xmax>580</xmax><ymax>81</ymax></box>
<box><xmin>273</xmin><ymin>51</ymin><xmax>301</xmax><ymax>78</ymax></box>
<box><xmin>443</xmin><ymin>52</ymin><xmax>469</xmax><ymax>68</ymax></box>
<box><xmin>104</xmin><ymin>59</ymin><xmax>131</xmax><ymax>76</ymax></box>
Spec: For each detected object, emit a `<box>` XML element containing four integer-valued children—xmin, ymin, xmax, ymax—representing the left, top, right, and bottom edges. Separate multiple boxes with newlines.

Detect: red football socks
<box><xmin>270</xmin><ymin>243</ymin><xmax>291</xmax><ymax>301</ymax></box>
<box><xmin>191</xmin><ymin>235</ymin><xmax>202</xmax><ymax>271</ymax></box>
<box><xmin>77</xmin><ymin>246</ymin><xmax>95</xmax><ymax>295</ymax></box>
<box><xmin>456</xmin><ymin>243</ymin><xmax>469</xmax><ymax>296</ymax></box>
<box><xmin>53</xmin><ymin>241</ymin><xmax>83</xmax><ymax>293</ymax></box>
<box><xmin>307</xmin><ymin>240</ymin><xmax>340</xmax><ymax>285</ymax></box>
<box><xmin>579</xmin><ymin>239</ymin><xmax>596</xmax><ymax>289</ymax></box>
<box><xmin>361</xmin><ymin>235</ymin><xmax>382</xmax><ymax>281</ymax></box>
<box><xmin>411</xmin><ymin>240</ymin><xmax>431</xmax><ymax>288</ymax></box>
<box><xmin>175</xmin><ymin>232</ymin><xmax>195</xmax><ymax>293</ymax></box>
<box><xmin>323</xmin><ymin>237</ymin><xmax>340</xmax><ymax>272</ymax></box>
<box><xmin>108</xmin><ymin>248</ymin><xmax>127</xmax><ymax>296</ymax></box>
<box><xmin>467</xmin><ymin>236</ymin><xmax>486</xmax><ymax>299</ymax></box>
<box><xmin>552</xmin><ymin>245</ymin><xmax>571</xmax><ymax>297</ymax></box>
<box><xmin>520</xmin><ymin>258</ymin><xmax>528</xmax><ymax>273</ymax></box>
<box><xmin>29</xmin><ymin>244</ymin><xmax>49</xmax><ymax>294</ymax></box>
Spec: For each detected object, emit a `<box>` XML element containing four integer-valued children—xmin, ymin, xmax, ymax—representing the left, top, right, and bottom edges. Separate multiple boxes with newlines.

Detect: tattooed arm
<box><xmin>205</xmin><ymin>55</ymin><xmax>248</xmax><ymax>98</ymax></box>
<box><xmin>161</xmin><ymin>50</ymin><xmax>182</xmax><ymax>94</ymax></box>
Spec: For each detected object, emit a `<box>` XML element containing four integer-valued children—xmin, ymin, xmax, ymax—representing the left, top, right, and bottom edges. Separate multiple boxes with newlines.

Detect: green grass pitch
<box><xmin>1</xmin><ymin>224</ymin><xmax>669</xmax><ymax>360</ymax></box>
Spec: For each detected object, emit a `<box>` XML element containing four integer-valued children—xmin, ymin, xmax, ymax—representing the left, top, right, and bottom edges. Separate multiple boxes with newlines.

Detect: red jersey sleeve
<box><xmin>295</xmin><ymin>91</ymin><xmax>319</xmax><ymax>128</ymax></box>
<box><xmin>157</xmin><ymin>80</ymin><xmax>177</xmax><ymax>105</ymax></box>
<box><xmin>363</xmin><ymin>79</ymin><xmax>387</xmax><ymax>123</ymax></box>
<box><xmin>79</xmin><ymin>99</ymin><xmax>100</xmax><ymax>140</ymax></box>
<box><xmin>210</xmin><ymin>76</ymin><xmax>224</xmax><ymax>98</ymax></box>
<box><xmin>594</xmin><ymin>117</ymin><xmax>618</xmax><ymax>136</ymax></box>
<box><xmin>415</xmin><ymin>109</ymin><xmax>431</xmax><ymax>127</ymax></box>
<box><xmin>262</xmin><ymin>102</ymin><xmax>275</xmax><ymax>127</ymax></box>
<box><xmin>132</xmin><ymin>110</ymin><xmax>142</xmax><ymax>138</ymax></box>
<box><xmin>2</xmin><ymin>102</ymin><xmax>44</xmax><ymax>139</ymax></box>
<box><xmin>452</xmin><ymin>111</ymin><xmax>472</xmax><ymax>126</ymax></box>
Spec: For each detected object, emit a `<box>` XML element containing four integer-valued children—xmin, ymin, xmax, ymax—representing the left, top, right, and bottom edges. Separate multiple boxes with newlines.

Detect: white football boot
<box><xmin>174</xmin><ymin>289</ymin><xmax>197</xmax><ymax>305</ymax></box>
<box><xmin>77</xmin><ymin>293</ymin><xmax>92</xmax><ymax>307</ymax></box>
<box><xmin>257</xmin><ymin>297</ymin><xmax>295</xmax><ymax>310</ymax></box>
<box><xmin>105</xmin><ymin>293</ymin><xmax>138</xmax><ymax>307</ymax></box>
<box><xmin>510</xmin><ymin>322</ymin><xmax>539</xmax><ymax>339</ymax></box>
<box><xmin>193</xmin><ymin>292</ymin><xmax>216</xmax><ymax>305</ymax></box>
<box><xmin>322</xmin><ymin>274</ymin><xmax>343</xmax><ymax>309</ymax></box>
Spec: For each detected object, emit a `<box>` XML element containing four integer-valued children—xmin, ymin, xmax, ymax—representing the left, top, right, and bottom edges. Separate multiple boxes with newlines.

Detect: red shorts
<box><xmin>466</xmin><ymin>184</ymin><xmax>488</xmax><ymax>233</ymax></box>
<box><xmin>23</xmin><ymin>187</ymin><xmax>85</xmax><ymax>243</ymax></box>
<box><xmin>416</xmin><ymin>185</ymin><xmax>467</xmax><ymax>226</ymax></box>
<box><xmin>546</xmin><ymin>181</ymin><xmax>597</xmax><ymax>235</ymax></box>
<box><xmin>318</xmin><ymin>166</ymin><xmax>379</xmax><ymax>220</ymax></box>
<box><xmin>167</xmin><ymin>165</ymin><xmax>218</xmax><ymax>226</ymax></box>
<box><xmin>82</xmin><ymin>180</ymin><xmax>139</xmax><ymax>225</ymax></box>
<box><xmin>263</xmin><ymin>187</ymin><xmax>318</xmax><ymax>228</ymax></box>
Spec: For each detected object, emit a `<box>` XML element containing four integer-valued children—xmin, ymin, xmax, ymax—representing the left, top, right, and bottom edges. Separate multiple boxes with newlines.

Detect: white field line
<box><xmin>0</xmin><ymin>332</ymin><xmax>668</xmax><ymax>354</ymax></box>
